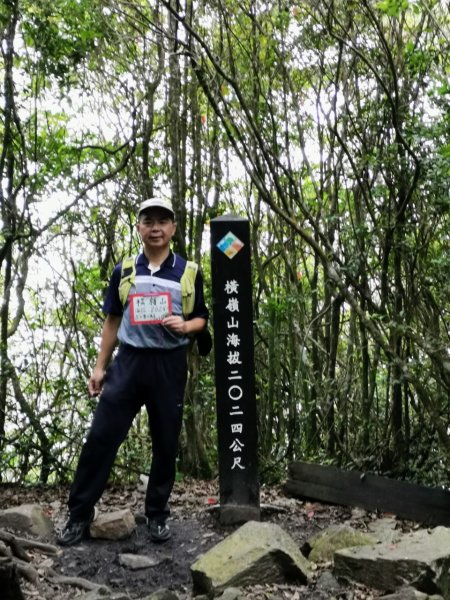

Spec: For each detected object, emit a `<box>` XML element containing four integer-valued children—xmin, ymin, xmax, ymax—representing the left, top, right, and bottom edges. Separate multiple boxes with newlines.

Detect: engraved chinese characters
<box><xmin>224</xmin><ymin>279</ymin><xmax>246</xmax><ymax>471</ymax></box>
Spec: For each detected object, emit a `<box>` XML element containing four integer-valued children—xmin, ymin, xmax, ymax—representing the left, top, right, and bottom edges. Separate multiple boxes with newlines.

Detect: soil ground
<box><xmin>0</xmin><ymin>478</ymin><xmax>391</xmax><ymax>599</ymax></box>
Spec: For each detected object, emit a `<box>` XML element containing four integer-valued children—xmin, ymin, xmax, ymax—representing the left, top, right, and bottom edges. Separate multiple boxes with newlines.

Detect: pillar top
<box><xmin>211</xmin><ymin>214</ymin><xmax>248</xmax><ymax>222</ymax></box>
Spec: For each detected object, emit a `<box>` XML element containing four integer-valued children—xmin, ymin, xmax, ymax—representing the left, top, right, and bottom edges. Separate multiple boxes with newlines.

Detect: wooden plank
<box><xmin>284</xmin><ymin>461</ymin><xmax>450</xmax><ymax>526</ymax></box>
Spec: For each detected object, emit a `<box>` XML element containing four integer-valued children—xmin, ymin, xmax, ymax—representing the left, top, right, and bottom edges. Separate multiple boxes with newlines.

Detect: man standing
<box><xmin>57</xmin><ymin>198</ymin><xmax>208</xmax><ymax>546</ymax></box>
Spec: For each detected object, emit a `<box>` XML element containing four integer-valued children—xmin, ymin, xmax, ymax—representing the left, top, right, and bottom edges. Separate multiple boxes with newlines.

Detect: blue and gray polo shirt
<box><xmin>103</xmin><ymin>251</ymin><xmax>208</xmax><ymax>350</ymax></box>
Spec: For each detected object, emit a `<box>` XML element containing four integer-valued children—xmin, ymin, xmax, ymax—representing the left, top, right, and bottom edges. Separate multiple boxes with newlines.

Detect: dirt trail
<box><xmin>1</xmin><ymin>479</ymin><xmax>382</xmax><ymax>599</ymax></box>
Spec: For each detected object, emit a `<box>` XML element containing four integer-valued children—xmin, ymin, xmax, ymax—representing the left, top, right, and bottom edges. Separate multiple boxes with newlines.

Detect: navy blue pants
<box><xmin>68</xmin><ymin>344</ymin><xmax>187</xmax><ymax>521</ymax></box>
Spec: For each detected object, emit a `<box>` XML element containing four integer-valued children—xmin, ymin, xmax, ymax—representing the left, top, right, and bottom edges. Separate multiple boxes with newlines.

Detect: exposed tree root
<box><xmin>0</xmin><ymin>556</ymin><xmax>26</xmax><ymax>600</ymax></box>
<box><xmin>47</xmin><ymin>569</ymin><xmax>110</xmax><ymax>592</ymax></box>
<box><xmin>0</xmin><ymin>529</ymin><xmax>107</xmax><ymax>593</ymax></box>
<box><xmin>0</xmin><ymin>529</ymin><xmax>59</xmax><ymax>557</ymax></box>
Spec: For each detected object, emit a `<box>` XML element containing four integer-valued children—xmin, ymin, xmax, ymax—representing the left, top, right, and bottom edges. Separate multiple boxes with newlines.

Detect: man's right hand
<box><xmin>88</xmin><ymin>367</ymin><xmax>106</xmax><ymax>397</ymax></box>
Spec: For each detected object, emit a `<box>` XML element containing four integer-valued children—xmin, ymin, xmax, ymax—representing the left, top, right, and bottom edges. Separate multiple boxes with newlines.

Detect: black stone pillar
<box><xmin>210</xmin><ymin>215</ymin><xmax>260</xmax><ymax>524</ymax></box>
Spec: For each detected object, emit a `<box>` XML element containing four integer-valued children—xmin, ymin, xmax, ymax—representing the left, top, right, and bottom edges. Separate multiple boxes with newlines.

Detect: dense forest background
<box><xmin>1</xmin><ymin>0</ymin><xmax>449</xmax><ymax>488</ymax></box>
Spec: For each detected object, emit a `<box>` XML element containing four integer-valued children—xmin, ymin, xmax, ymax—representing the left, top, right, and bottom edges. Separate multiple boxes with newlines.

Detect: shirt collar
<box><xmin>137</xmin><ymin>250</ymin><xmax>175</xmax><ymax>269</ymax></box>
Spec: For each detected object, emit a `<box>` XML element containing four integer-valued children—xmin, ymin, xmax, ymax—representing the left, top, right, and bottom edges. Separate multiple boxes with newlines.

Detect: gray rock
<box><xmin>379</xmin><ymin>586</ymin><xmax>418</xmax><ymax>599</ymax></box>
<box><xmin>191</xmin><ymin>520</ymin><xmax>311</xmax><ymax>596</ymax></box>
<box><xmin>218</xmin><ymin>587</ymin><xmax>245</xmax><ymax>600</ymax></box>
<box><xmin>307</xmin><ymin>524</ymin><xmax>377</xmax><ymax>563</ymax></box>
<box><xmin>316</xmin><ymin>570</ymin><xmax>342</xmax><ymax>593</ymax></box>
<box><xmin>0</xmin><ymin>504</ymin><xmax>53</xmax><ymax>537</ymax></box>
<box><xmin>90</xmin><ymin>509</ymin><xmax>136</xmax><ymax>540</ymax></box>
<box><xmin>118</xmin><ymin>553</ymin><xmax>163</xmax><ymax>570</ymax></box>
<box><xmin>138</xmin><ymin>474</ymin><xmax>149</xmax><ymax>493</ymax></box>
<box><xmin>380</xmin><ymin>585</ymin><xmax>444</xmax><ymax>599</ymax></box>
<box><xmin>334</xmin><ymin>526</ymin><xmax>450</xmax><ymax>598</ymax></box>
<box><xmin>366</xmin><ymin>517</ymin><xmax>402</xmax><ymax>545</ymax></box>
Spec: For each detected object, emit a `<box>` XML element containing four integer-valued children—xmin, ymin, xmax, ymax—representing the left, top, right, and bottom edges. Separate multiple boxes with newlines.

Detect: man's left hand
<box><xmin>162</xmin><ymin>315</ymin><xmax>187</xmax><ymax>335</ymax></box>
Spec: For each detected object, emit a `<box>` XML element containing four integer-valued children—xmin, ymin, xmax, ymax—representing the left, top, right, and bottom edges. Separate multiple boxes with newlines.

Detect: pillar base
<box><xmin>219</xmin><ymin>504</ymin><xmax>261</xmax><ymax>525</ymax></box>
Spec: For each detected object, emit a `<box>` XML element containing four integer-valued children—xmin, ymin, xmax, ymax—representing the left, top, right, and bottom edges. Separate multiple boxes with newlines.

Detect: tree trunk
<box><xmin>0</xmin><ymin>558</ymin><xmax>25</xmax><ymax>600</ymax></box>
<box><xmin>307</xmin><ymin>253</ymin><xmax>320</xmax><ymax>453</ymax></box>
<box><xmin>179</xmin><ymin>352</ymin><xmax>212</xmax><ymax>478</ymax></box>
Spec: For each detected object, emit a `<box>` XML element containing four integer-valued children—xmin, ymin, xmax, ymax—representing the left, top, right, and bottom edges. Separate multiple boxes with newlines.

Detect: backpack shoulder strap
<box><xmin>118</xmin><ymin>255</ymin><xmax>136</xmax><ymax>306</ymax></box>
<box><xmin>180</xmin><ymin>260</ymin><xmax>198</xmax><ymax>318</ymax></box>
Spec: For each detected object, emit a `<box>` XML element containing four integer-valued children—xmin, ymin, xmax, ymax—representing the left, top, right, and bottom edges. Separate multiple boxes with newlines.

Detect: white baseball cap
<box><xmin>138</xmin><ymin>197</ymin><xmax>175</xmax><ymax>219</ymax></box>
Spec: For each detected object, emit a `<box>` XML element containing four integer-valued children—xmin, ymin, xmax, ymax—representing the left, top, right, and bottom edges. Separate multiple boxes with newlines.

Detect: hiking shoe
<box><xmin>147</xmin><ymin>518</ymin><xmax>171</xmax><ymax>543</ymax></box>
<box><xmin>57</xmin><ymin>509</ymin><xmax>96</xmax><ymax>547</ymax></box>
